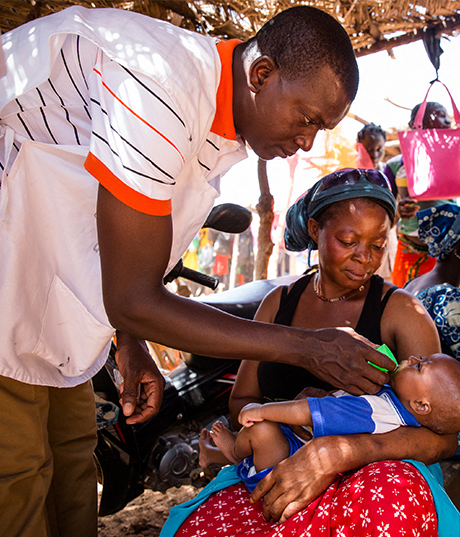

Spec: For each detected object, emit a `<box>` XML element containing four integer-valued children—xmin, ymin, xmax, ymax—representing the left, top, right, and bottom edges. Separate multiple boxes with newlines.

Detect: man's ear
<box><xmin>248</xmin><ymin>56</ymin><xmax>278</xmax><ymax>93</ymax></box>
<box><xmin>307</xmin><ymin>218</ymin><xmax>319</xmax><ymax>244</ymax></box>
<box><xmin>410</xmin><ymin>399</ymin><xmax>432</xmax><ymax>416</ymax></box>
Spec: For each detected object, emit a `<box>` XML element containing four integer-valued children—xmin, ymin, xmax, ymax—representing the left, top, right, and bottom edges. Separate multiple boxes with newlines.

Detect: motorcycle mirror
<box><xmin>203</xmin><ymin>203</ymin><xmax>252</xmax><ymax>234</ymax></box>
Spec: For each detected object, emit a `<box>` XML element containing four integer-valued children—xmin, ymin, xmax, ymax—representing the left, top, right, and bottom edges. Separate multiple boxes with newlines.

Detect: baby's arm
<box><xmin>239</xmin><ymin>400</ymin><xmax>313</xmax><ymax>428</ymax></box>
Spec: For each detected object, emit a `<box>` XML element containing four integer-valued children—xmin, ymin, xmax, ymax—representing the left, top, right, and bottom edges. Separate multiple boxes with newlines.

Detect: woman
<box><xmin>356</xmin><ymin>122</ymin><xmax>387</xmax><ymax>172</ymax></box>
<box><xmin>162</xmin><ymin>169</ymin><xmax>459</xmax><ymax>537</ymax></box>
<box><xmin>384</xmin><ymin>101</ymin><xmax>453</xmax><ymax>287</ymax></box>
<box><xmin>405</xmin><ymin>203</ymin><xmax>460</xmax><ymax>360</ymax></box>
<box><xmin>355</xmin><ymin>122</ymin><xmax>396</xmax><ymax>281</ymax></box>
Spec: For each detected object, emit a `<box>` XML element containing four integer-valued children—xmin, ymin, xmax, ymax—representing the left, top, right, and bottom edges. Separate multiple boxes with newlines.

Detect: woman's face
<box><xmin>361</xmin><ymin>133</ymin><xmax>386</xmax><ymax>168</ymax></box>
<box><xmin>309</xmin><ymin>199</ymin><xmax>391</xmax><ymax>292</ymax></box>
<box><xmin>424</xmin><ymin>104</ymin><xmax>451</xmax><ymax>129</ymax></box>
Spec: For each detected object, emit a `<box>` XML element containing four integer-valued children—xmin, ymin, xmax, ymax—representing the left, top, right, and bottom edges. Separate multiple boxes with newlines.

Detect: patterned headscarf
<box><xmin>418</xmin><ymin>203</ymin><xmax>460</xmax><ymax>260</ymax></box>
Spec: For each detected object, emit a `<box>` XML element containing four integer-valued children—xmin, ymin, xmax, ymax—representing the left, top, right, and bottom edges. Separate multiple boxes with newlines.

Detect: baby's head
<box><xmin>390</xmin><ymin>353</ymin><xmax>460</xmax><ymax>435</ymax></box>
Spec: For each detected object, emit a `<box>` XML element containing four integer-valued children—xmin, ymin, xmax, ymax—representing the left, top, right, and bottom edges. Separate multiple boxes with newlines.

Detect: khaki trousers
<box><xmin>0</xmin><ymin>376</ymin><xmax>98</xmax><ymax>537</ymax></box>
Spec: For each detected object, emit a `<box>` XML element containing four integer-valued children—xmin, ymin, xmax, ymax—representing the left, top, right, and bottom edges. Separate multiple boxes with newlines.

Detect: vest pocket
<box><xmin>33</xmin><ymin>275</ymin><xmax>114</xmax><ymax>377</ymax></box>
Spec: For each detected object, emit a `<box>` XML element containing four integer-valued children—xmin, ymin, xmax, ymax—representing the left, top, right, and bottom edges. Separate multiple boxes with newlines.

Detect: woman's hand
<box><xmin>398</xmin><ymin>197</ymin><xmax>419</xmax><ymax>219</ymax></box>
<box><xmin>250</xmin><ymin>426</ymin><xmax>457</xmax><ymax>523</ymax></box>
<box><xmin>250</xmin><ymin>435</ymin><xmax>344</xmax><ymax>523</ymax></box>
<box><xmin>294</xmin><ymin>386</ymin><xmax>331</xmax><ymax>400</ymax></box>
<box><xmin>115</xmin><ymin>332</ymin><xmax>165</xmax><ymax>424</ymax></box>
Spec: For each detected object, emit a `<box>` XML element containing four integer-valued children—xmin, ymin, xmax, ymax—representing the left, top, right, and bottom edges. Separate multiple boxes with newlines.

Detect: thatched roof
<box><xmin>1</xmin><ymin>0</ymin><xmax>460</xmax><ymax>57</ymax></box>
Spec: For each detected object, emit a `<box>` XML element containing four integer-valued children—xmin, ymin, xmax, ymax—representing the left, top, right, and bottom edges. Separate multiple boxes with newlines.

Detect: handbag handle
<box><xmin>413</xmin><ymin>79</ymin><xmax>460</xmax><ymax>129</ymax></box>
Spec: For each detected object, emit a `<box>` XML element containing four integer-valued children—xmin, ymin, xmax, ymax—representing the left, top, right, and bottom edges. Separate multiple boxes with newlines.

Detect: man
<box><xmin>0</xmin><ymin>6</ymin><xmax>395</xmax><ymax>536</ymax></box>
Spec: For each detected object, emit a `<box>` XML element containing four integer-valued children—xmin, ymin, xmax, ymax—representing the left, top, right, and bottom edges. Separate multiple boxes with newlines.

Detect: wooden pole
<box><xmin>255</xmin><ymin>159</ymin><xmax>274</xmax><ymax>280</ymax></box>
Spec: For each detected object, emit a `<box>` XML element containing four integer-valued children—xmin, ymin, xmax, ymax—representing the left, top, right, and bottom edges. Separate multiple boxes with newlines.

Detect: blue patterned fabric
<box><xmin>416</xmin><ymin>283</ymin><xmax>460</xmax><ymax>360</ymax></box>
<box><xmin>418</xmin><ymin>203</ymin><xmax>460</xmax><ymax>260</ymax></box>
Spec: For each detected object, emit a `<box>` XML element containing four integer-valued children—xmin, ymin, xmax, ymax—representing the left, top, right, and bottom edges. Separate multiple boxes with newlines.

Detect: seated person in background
<box><xmin>356</xmin><ymin>122</ymin><xmax>387</xmax><ymax>172</ymax></box>
<box><xmin>384</xmin><ymin>102</ymin><xmax>453</xmax><ymax>287</ymax></box>
<box><xmin>210</xmin><ymin>352</ymin><xmax>460</xmax><ymax>492</ymax></box>
<box><xmin>405</xmin><ymin>203</ymin><xmax>460</xmax><ymax>360</ymax></box>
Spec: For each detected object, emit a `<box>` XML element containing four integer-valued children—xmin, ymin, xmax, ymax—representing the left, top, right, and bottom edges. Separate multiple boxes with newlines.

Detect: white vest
<box><xmin>0</xmin><ymin>7</ymin><xmax>246</xmax><ymax>386</ymax></box>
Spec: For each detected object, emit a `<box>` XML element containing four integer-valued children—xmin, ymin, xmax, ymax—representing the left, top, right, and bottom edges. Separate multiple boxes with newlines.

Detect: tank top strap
<box><xmin>273</xmin><ymin>272</ymin><xmax>315</xmax><ymax>327</ymax></box>
<box><xmin>381</xmin><ymin>285</ymin><xmax>398</xmax><ymax>313</ymax></box>
<box><xmin>355</xmin><ymin>275</ymin><xmax>398</xmax><ymax>343</ymax></box>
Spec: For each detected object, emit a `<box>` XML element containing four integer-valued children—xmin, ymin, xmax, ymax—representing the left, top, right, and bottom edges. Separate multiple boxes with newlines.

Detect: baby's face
<box><xmin>390</xmin><ymin>354</ymin><xmax>453</xmax><ymax>404</ymax></box>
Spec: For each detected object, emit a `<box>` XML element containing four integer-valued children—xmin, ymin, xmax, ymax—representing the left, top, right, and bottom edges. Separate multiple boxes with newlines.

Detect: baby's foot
<box><xmin>198</xmin><ymin>428</ymin><xmax>215</xmax><ymax>468</ymax></box>
<box><xmin>210</xmin><ymin>421</ymin><xmax>239</xmax><ymax>464</ymax></box>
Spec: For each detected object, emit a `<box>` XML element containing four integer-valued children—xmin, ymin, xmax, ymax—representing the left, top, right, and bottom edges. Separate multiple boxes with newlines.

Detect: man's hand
<box><xmin>115</xmin><ymin>332</ymin><xmax>165</xmax><ymax>424</ymax></box>
<box><xmin>250</xmin><ymin>436</ymin><xmax>343</xmax><ymax>523</ymax></box>
<box><xmin>310</xmin><ymin>327</ymin><xmax>395</xmax><ymax>395</ymax></box>
<box><xmin>239</xmin><ymin>403</ymin><xmax>264</xmax><ymax>427</ymax></box>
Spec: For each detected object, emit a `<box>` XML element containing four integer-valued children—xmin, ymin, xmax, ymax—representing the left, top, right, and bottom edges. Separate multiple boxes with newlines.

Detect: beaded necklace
<box><xmin>313</xmin><ymin>273</ymin><xmax>365</xmax><ymax>303</ymax></box>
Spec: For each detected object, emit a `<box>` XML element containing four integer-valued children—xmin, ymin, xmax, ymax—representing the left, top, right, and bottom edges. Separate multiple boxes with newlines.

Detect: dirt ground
<box><xmin>97</xmin><ymin>485</ymin><xmax>201</xmax><ymax>537</ymax></box>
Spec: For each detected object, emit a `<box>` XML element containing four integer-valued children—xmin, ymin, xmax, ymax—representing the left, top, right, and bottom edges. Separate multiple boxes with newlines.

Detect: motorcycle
<box><xmin>94</xmin><ymin>203</ymin><xmax>297</xmax><ymax>516</ymax></box>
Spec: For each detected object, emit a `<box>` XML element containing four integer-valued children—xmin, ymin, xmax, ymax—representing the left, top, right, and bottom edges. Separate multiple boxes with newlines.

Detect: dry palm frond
<box><xmin>1</xmin><ymin>1</ymin><xmax>459</xmax><ymax>55</ymax></box>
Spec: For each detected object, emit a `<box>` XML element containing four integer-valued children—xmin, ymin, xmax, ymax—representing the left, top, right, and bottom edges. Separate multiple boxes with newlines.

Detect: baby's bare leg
<box><xmin>211</xmin><ymin>420</ymin><xmax>290</xmax><ymax>472</ymax></box>
<box><xmin>210</xmin><ymin>421</ymin><xmax>240</xmax><ymax>464</ymax></box>
<box><xmin>198</xmin><ymin>428</ymin><xmax>233</xmax><ymax>468</ymax></box>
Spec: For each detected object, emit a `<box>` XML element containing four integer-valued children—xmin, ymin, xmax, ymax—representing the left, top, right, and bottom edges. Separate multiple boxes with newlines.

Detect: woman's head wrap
<box><xmin>285</xmin><ymin>169</ymin><xmax>396</xmax><ymax>253</ymax></box>
<box><xmin>417</xmin><ymin>203</ymin><xmax>460</xmax><ymax>260</ymax></box>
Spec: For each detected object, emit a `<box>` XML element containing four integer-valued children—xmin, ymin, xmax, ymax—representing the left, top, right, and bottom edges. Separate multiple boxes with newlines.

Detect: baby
<box><xmin>210</xmin><ymin>353</ymin><xmax>460</xmax><ymax>492</ymax></box>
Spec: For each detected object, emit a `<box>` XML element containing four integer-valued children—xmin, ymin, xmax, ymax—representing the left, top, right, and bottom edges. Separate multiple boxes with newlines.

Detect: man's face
<box><xmin>239</xmin><ymin>64</ymin><xmax>352</xmax><ymax>161</ymax></box>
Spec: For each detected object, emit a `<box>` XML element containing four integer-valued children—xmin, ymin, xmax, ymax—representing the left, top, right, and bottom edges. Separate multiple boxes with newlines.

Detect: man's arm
<box><xmin>251</xmin><ymin>427</ymin><xmax>457</xmax><ymax>523</ymax></box>
<box><xmin>96</xmin><ymin>185</ymin><xmax>396</xmax><ymax>415</ymax></box>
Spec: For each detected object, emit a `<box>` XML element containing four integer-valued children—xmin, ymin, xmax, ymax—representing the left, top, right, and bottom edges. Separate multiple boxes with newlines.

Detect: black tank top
<box><xmin>257</xmin><ymin>273</ymin><xmax>397</xmax><ymax>401</ymax></box>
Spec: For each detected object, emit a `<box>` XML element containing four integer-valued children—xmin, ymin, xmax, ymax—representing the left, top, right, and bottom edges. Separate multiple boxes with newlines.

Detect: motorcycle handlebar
<box><xmin>164</xmin><ymin>259</ymin><xmax>219</xmax><ymax>290</ymax></box>
<box><xmin>179</xmin><ymin>266</ymin><xmax>219</xmax><ymax>290</ymax></box>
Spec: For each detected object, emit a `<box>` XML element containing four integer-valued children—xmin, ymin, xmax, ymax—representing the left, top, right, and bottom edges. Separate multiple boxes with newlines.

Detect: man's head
<box><xmin>390</xmin><ymin>353</ymin><xmax>460</xmax><ymax>435</ymax></box>
<box><xmin>233</xmin><ymin>6</ymin><xmax>359</xmax><ymax>160</ymax></box>
<box><xmin>244</xmin><ymin>7</ymin><xmax>359</xmax><ymax>96</ymax></box>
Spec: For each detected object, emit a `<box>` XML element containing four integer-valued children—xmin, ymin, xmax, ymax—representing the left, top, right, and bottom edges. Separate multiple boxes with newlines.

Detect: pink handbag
<box><xmin>398</xmin><ymin>80</ymin><xmax>460</xmax><ymax>200</ymax></box>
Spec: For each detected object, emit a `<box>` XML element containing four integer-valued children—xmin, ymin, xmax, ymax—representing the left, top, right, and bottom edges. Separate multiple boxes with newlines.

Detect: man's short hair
<box><xmin>244</xmin><ymin>6</ymin><xmax>359</xmax><ymax>101</ymax></box>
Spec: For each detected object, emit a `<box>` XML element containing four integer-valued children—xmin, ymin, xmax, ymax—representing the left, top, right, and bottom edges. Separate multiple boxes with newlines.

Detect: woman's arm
<box><xmin>251</xmin><ymin>426</ymin><xmax>457</xmax><ymax>523</ymax></box>
<box><xmin>380</xmin><ymin>286</ymin><xmax>441</xmax><ymax>361</ymax></box>
<box><xmin>228</xmin><ymin>287</ymin><xmax>284</xmax><ymax>428</ymax></box>
<box><xmin>229</xmin><ymin>360</ymin><xmax>263</xmax><ymax>429</ymax></box>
